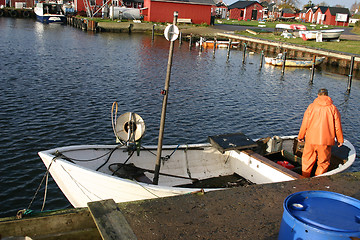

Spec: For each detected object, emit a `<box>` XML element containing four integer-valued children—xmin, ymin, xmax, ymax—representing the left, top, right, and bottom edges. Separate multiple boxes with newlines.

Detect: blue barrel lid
<box><xmin>285</xmin><ymin>191</ymin><xmax>360</xmax><ymax>232</ymax></box>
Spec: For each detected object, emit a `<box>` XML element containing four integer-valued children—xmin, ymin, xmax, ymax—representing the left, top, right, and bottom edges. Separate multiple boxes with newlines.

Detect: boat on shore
<box><xmin>299</xmin><ymin>29</ymin><xmax>344</xmax><ymax>41</ymax></box>
<box><xmin>34</xmin><ymin>2</ymin><xmax>66</xmax><ymax>24</ymax></box>
<box><xmin>38</xmin><ymin>115</ymin><xmax>356</xmax><ymax>208</ymax></box>
<box><xmin>265</xmin><ymin>53</ymin><xmax>325</xmax><ymax>67</ymax></box>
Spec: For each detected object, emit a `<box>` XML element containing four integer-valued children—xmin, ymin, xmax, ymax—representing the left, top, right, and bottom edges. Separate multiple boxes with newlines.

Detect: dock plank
<box><xmin>88</xmin><ymin>199</ymin><xmax>137</xmax><ymax>240</ymax></box>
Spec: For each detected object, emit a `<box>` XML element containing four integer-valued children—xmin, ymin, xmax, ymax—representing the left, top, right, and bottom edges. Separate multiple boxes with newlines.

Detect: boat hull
<box><xmin>299</xmin><ymin>29</ymin><xmax>344</xmax><ymax>41</ymax></box>
<box><xmin>38</xmin><ymin>136</ymin><xmax>355</xmax><ymax>208</ymax></box>
<box><xmin>35</xmin><ymin>14</ymin><xmax>66</xmax><ymax>24</ymax></box>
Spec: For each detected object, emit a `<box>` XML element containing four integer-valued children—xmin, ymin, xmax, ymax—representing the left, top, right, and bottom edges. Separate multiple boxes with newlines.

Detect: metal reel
<box><xmin>115</xmin><ymin>112</ymin><xmax>145</xmax><ymax>143</ymax></box>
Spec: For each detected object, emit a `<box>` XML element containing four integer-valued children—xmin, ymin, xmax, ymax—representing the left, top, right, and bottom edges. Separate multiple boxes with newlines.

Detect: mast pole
<box><xmin>153</xmin><ymin>11</ymin><xmax>178</xmax><ymax>185</ymax></box>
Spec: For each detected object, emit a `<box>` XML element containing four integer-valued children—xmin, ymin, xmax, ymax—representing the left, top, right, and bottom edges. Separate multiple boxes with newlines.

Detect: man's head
<box><xmin>318</xmin><ymin>88</ymin><xmax>328</xmax><ymax>96</ymax></box>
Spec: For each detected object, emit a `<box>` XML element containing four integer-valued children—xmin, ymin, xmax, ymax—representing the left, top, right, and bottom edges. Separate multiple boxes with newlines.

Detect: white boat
<box><xmin>265</xmin><ymin>54</ymin><xmax>325</xmax><ymax>67</ymax></box>
<box><xmin>299</xmin><ymin>29</ymin><xmax>344</xmax><ymax>41</ymax></box>
<box><xmin>34</xmin><ymin>2</ymin><xmax>66</xmax><ymax>24</ymax></box>
<box><xmin>38</xmin><ymin>117</ymin><xmax>356</xmax><ymax>208</ymax></box>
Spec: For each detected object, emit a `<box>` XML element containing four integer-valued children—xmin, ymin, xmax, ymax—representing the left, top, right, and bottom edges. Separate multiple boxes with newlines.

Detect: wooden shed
<box><xmin>228</xmin><ymin>0</ymin><xmax>263</xmax><ymax>21</ymax></box>
<box><xmin>313</xmin><ymin>6</ymin><xmax>328</xmax><ymax>25</ymax></box>
<box><xmin>323</xmin><ymin>7</ymin><xmax>350</xmax><ymax>26</ymax></box>
<box><xmin>142</xmin><ymin>0</ymin><xmax>215</xmax><ymax>25</ymax></box>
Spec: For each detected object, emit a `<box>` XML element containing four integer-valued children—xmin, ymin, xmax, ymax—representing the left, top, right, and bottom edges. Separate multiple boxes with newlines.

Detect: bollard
<box><xmin>281</xmin><ymin>51</ymin><xmax>287</xmax><ymax>74</ymax></box>
<box><xmin>226</xmin><ymin>39</ymin><xmax>232</xmax><ymax>62</ymax></box>
<box><xmin>213</xmin><ymin>37</ymin><xmax>217</xmax><ymax>58</ymax></box>
<box><xmin>242</xmin><ymin>42</ymin><xmax>247</xmax><ymax>64</ymax></box>
<box><xmin>347</xmin><ymin>56</ymin><xmax>355</xmax><ymax>93</ymax></box>
<box><xmin>310</xmin><ymin>55</ymin><xmax>316</xmax><ymax>84</ymax></box>
<box><xmin>260</xmin><ymin>50</ymin><xmax>264</xmax><ymax>69</ymax></box>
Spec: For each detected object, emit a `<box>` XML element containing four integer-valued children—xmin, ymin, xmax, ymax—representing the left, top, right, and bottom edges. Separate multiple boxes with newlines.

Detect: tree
<box><xmin>351</xmin><ymin>1</ymin><xmax>360</xmax><ymax>13</ymax></box>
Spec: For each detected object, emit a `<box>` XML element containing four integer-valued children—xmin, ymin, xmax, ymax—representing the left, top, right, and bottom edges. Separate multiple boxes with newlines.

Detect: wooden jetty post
<box><xmin>281</xmin><ymin>51</ymin><xmax>287</xmax><ymax>74</ymax></box>
<box><xmin>189</xmin><ymin>33</ymin><xmax>193</xmax><ymax>50</ymax></box>
<box><xmin>153</xmin><ymin>11</ymin><xmax>178</xmax><ymax>185</ymax></box>
<box><xmin>310</xmin><ymin>55</ymin><xmax>316</xmax><ymax>83</ymax></box>
<box><xmin>242</xmin><ymin>42</ymin><xmax>247</xmax><ymax>64</ymax></box>
<box><xmin>347</xmin><ymin>56</ymin><xmax>355</xmax><ymax>93</ymax></box>
<box><xmin>226</xmin><ymin>39</ymin><xmax>232</xmax><ymax>61</ymax></box>
<box><xmin>259</xmin><ymin>50</ymin><xmax>264</xmax><ymax>69</ymax></box>
<box><xmin>88</xmin><ymin>199</ymin><xmax>137</xmax><ymax>240</ymax></box>
<box><xmin>199</xmin><ymin>37</ymin><xmax>203</xmax><ymax>52</ymax></box>
<box><xmin>213</xmin><ymin>37</ymin><xmax>217</xmax><ymax>58</ymax></box>
<box><xmin>179</xmin><ymin>31</ymin><xmax>182</xmax><ymax>47</ymax></box>
<box><xmin>152</xmin><ymin>24</ymin><xmax>155</xmax><ymax>41</ymax></box>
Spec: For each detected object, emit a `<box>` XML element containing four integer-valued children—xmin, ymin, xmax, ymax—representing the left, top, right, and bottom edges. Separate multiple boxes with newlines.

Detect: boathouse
<box><xmin>304</xmin><ymin>7</ymin><xmax>315</xmax><ymax>23</ymax></box>
<box><xmin>142</xmin><ymin>0</ymin><xmax>215</xmax><ymax>25</ymax></box>
<box><xmin>322</xmin><ymin>7</ymin><xmax>350</xmax><ymax>26</ymax></box>
<box><xmin>228</xmin><ymin>0</ymin><xmax>263</xmax><ymax>21</ymax></box>
<box><xmin>313</xmin><ymin>6</ymin><xmax>328</xmax><ymax>25</ymax></box>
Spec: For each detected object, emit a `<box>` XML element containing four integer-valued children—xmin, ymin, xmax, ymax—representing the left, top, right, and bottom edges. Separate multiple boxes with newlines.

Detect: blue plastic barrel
<box><xmin>278</xmin><ymin>191</ymin><xmax>360</xmax><ymax>240</ymax></box>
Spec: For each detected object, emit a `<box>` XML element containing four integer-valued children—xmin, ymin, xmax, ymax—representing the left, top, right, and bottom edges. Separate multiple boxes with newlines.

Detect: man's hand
<box><xmin>298</xmin><ymin>138</ymin><xmax>304</xmax><ymax>142</ymax></box>
<box><xmin>337</xmin><ymin>142</ymin><xmax>343</xmax><ymax>147</ymax></box>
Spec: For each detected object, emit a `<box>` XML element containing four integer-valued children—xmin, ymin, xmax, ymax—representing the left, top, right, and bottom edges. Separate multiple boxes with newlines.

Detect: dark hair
<box><xmin>318</xmin><ymin>88</ymin><xmax>328</xmax><ymax>96</ymax></box>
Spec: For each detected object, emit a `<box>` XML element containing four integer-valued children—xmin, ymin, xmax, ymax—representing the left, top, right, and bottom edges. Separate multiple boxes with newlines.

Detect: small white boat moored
<box><xmin>265</xmin><ymin>53</ymin><xmax>325</xmax><ymax>67</ymax></box>
<box><xmin>38</xmin><ymin>112</ymin><xmax>356</xmax><ymax>208</ymax></box>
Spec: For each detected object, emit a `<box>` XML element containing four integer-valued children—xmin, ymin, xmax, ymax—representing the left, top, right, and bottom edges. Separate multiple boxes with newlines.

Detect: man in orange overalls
<box><xmin>298</xmin><ymin>88</ymin><xmax>344</xmax><ymax>177</ymax></box>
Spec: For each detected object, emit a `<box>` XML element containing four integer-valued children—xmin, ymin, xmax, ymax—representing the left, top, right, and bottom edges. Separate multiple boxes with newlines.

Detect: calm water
<box><xmin>0</xmin><ymin>18</ymin><xmax>359</xmax><ymax>218</ymax></box>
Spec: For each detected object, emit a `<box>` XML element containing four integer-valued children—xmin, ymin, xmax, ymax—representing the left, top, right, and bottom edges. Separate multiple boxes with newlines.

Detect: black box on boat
<box><xmin>208</xmin><ymin>132</ymin><xmax>258</xmax><ymax>153</ymax></box>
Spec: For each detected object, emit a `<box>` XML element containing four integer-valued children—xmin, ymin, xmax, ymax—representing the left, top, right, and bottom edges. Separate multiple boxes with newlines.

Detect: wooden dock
<box><xmin>217</xmin><ymin>32</ymin><xmax>360</xmax><ymax>70</ymax></box>
<box><xmin>1</xmin><ymin>171</ymin><xmax>359</xmax><ymax>239</ymax></box>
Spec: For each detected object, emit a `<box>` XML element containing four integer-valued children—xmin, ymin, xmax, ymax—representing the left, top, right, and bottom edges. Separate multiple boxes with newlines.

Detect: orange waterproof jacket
<box><xmin>298</xmin><ymin>95</ymin><xmax>343</xmax><ymax>146</ymax></box>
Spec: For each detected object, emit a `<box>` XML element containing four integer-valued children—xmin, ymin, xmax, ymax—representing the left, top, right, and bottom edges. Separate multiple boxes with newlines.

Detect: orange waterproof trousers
<box><xmin>302</xmin><ymin>142</ymin><xmax>332</xmax><ymax>178</ymax></box>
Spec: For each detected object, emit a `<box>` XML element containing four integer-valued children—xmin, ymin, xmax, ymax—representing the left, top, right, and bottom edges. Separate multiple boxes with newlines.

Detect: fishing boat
<box><xmin>265</xmin><ymin>53</ymin><xmax>325</xmax><ymax>67</ymax></box>
<box><xmin>299</xmin><ymin>29</ymin><xmax>344</xmax><ymax>41</ymax></box>
<box><xmin>38</xmin><ymin>112</ymin><xmax>356</xmax><ymax>208</ymax></box>
<box><xmin>34</xmin><ymin>2</ymin><xmax>66</xmax><ymax>24</ymax></box>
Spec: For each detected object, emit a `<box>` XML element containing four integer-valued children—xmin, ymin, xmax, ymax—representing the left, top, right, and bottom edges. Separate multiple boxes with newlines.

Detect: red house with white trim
<box><xmin>228</xmin><ymin>0</ymin><xmax>263</xmax><ymax>21</ymax></box>
<box><xmin>142</xmin><ymin>0</ymin><xmax>215</xmax><ymax>25</ymax></box>
<box><xmin>322</xmin><ymin>7</ymin><xmax>350</xmax><ymax>26</ymax></box>
<box><xmin>313</xmin><ymin>6</ymin><xmax>328</xmax><ymax>24</ymax></box>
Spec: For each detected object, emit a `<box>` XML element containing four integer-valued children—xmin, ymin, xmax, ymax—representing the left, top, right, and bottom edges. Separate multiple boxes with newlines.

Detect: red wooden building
<box><xmin>322</xmin><ymin>7</ymin><xmax>350</xmax><ymax>26</ymax></box>
<box><xmin>304</xmin><ymin>7</ymin><xmax>315</xmax><ymax>23</ymax></box>
<box><xmin>142</xmin><ymin>0</ymin><xmax>214</xmax><ymax>25</ymax></box>
<box><xmin>228</xmin><ymin>1</ymin><xmax>263</xmax><ymax>21</ymax></box>
<box><xmin>313</xmin><ymin>6</ymin><xmax>328</xmax><ymax>24</ymax></box>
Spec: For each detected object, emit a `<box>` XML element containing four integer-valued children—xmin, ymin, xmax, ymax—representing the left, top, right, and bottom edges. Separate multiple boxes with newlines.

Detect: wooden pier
<box><xmin>1</xmin><ymin>171</ymin><xmax>359</xmax><ymax>240</ymax></box>
<box><xmin>217</xmin><ymin>32</ymin><xmax>360</xmax><ymax>71</ymax></box>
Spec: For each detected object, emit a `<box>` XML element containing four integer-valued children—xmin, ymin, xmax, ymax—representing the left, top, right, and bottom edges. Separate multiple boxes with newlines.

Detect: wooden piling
<box><xmin>226</xmin><ymin>39</ymin><xmax>232</xmax><ymax>62</ymax></box>
<box><xmin>281</xmin><ymin>51</ymin><xmax>287</xmax><ymax>74</ymax></box>
<box><xmin>347</xmin><ymin>56</ymin><xmax>355</xmax><ymax>93</ymax></box>
<box><xmin>260</xmin><ymin>50</ymin><xmax>264</xmax><ymax>69</ymax></box>
<box><xmin>189</xmin><ymin>33</ymin><xmax>192</xmax><ymax>50</ymax></box>
<box><xmin>242</xmin><ymin>42</ymin><xmax>247</xmax><ymax>64</ymax></box>
<box><xmin>152</xmin><ymin>24</ymin><xmax>155</xmax><ymax>41</ymax></box>
<box><xmin>213</xmin><ymin>37</ymin><xmax>217</xmax><ymax>58</ymax></box>
<box><xmin>310</xmin><ymin>55</ymin><xmax>316</xmax><ymax>84</ymax></box>
<box><xmin>179</xmin><ymin>31</ymin><xmax>182</xmax><ymax>47</ymax></box>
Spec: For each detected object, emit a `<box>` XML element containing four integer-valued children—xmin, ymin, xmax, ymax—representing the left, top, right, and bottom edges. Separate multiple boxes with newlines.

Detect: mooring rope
<box><xmin>26</xmin><ymin>157</ymin><xmax>56</xmax><ymax>213</ymax></box>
